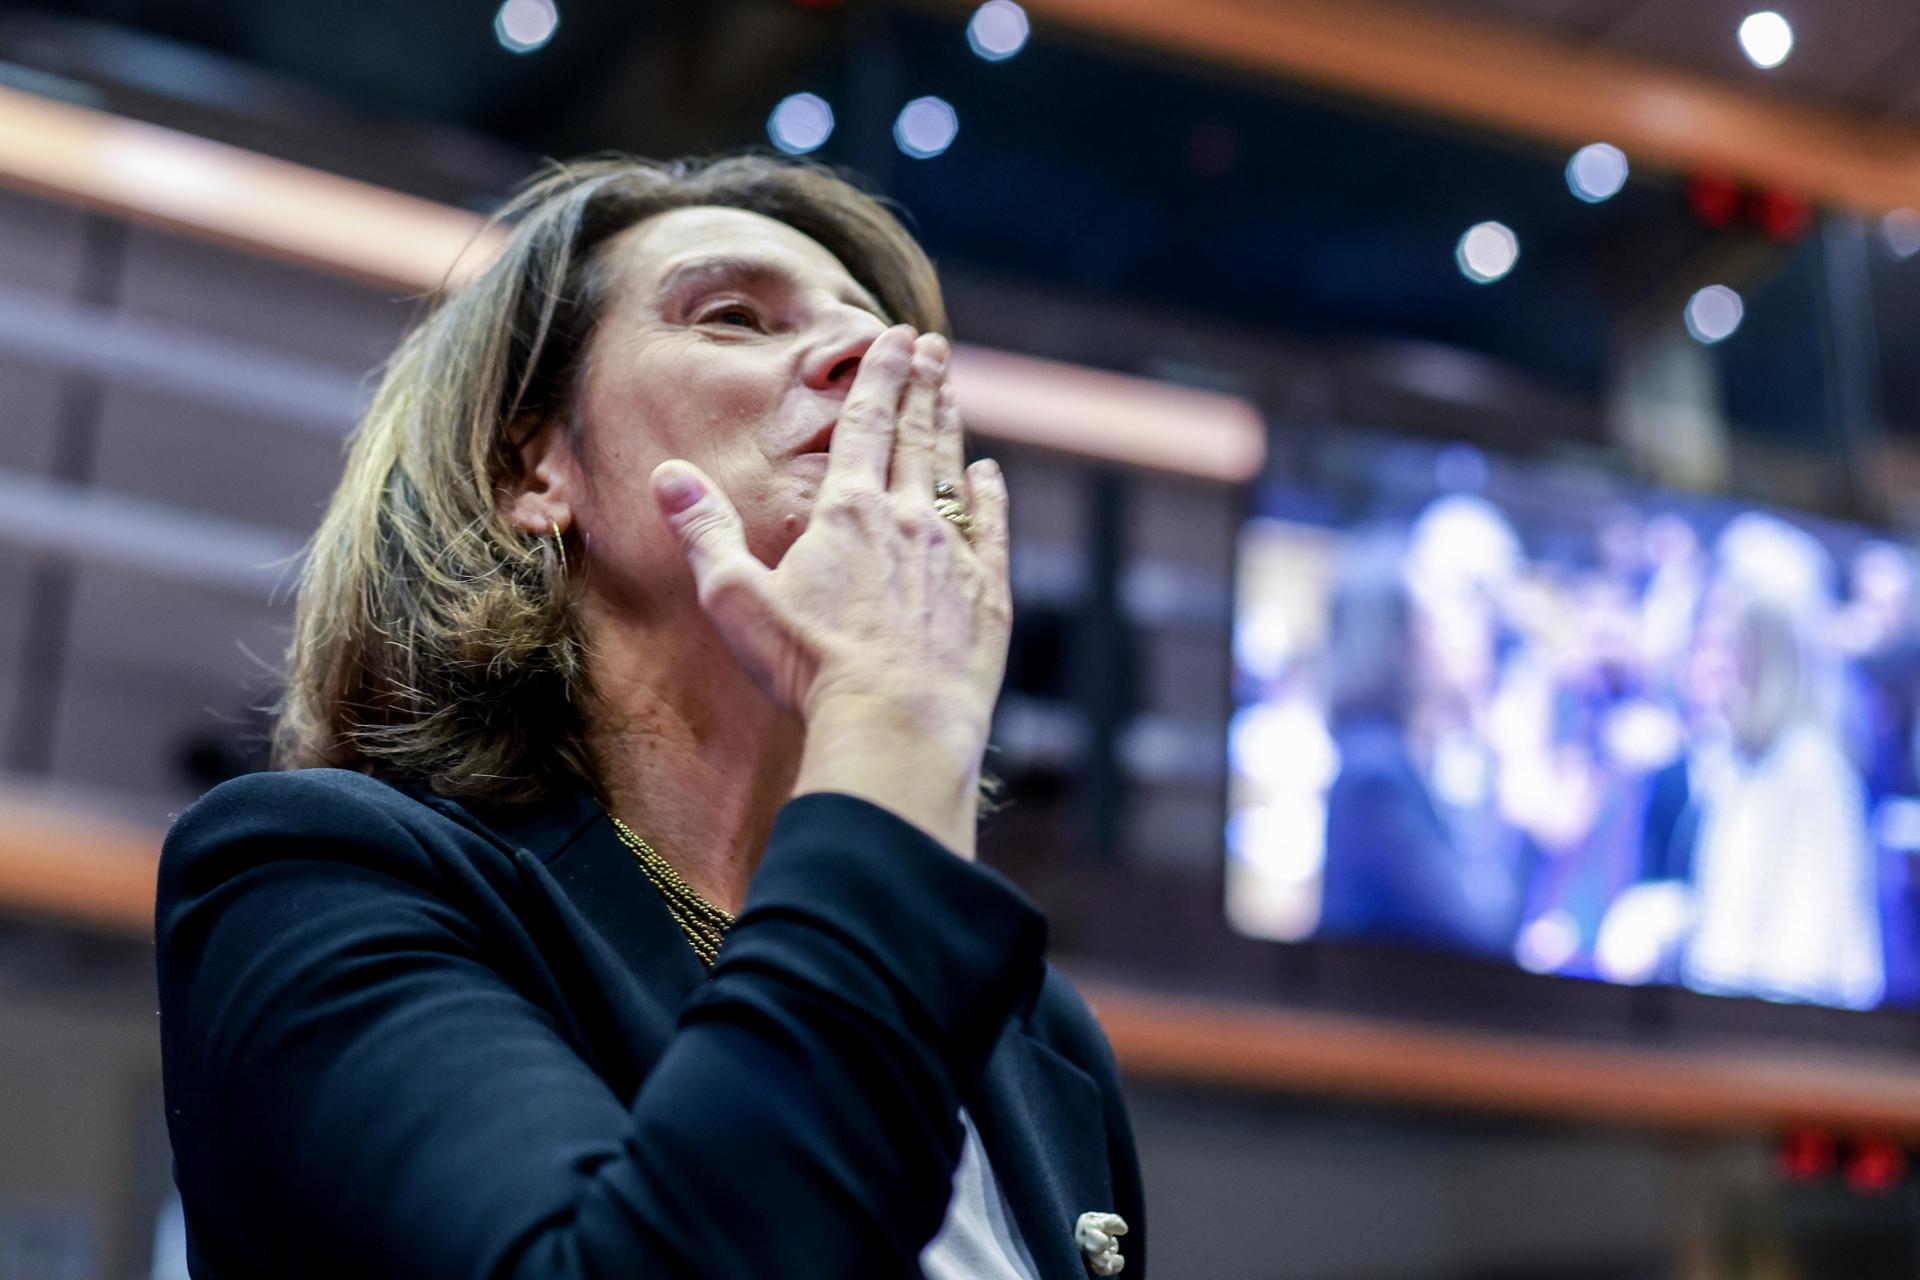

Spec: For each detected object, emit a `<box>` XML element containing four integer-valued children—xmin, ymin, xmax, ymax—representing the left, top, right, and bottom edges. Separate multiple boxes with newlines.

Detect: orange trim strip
<box><xmin>952</xmin><ymin>344</ymin><xmax>1266</xmax><ymax>481</ymax></box>
<box><xmin>1084</xmin><ymin>983</ymin><xmax>1920</xmax><ymax>1138</ymax></box>
<box><xmin>3</xmin><ymin>799</ymin><xmax>1917</xmax><ymax>1135</ymax></box>
<box><xmin>0</xmin><ymin>84</ymin><xmax>499</xmax><ymax>292</ymax></box>
<box><xmin>0</xmin><ymin>796</ymin><xmax>159</xmax><ymax>936</ymax></box>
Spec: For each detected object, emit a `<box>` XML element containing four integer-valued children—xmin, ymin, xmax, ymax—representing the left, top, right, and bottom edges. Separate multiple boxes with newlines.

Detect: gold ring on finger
<box><xmin>933</xmin><ymin>487</ymin><xmax>974</xmax><ymax>542</ymax></box>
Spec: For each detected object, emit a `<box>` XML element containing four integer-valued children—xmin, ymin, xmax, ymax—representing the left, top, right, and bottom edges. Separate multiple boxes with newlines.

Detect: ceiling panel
<box><xmin>0</xmin><ymin>188</ymin><xmax>90</xmax><ymax>300</ymax></box>
<box><xmin>89</xmin><ymin>383</ymin><xmax>345</xmax><ymax>537</ymax></box>
<box><xmin>48</xmin><ymin>563</ymin><xmax>286</xmax><ymax>811</ymax></box>
<box><xmin>1879</xmin><ymin>76</ymin><xmax>1920</xmax><ymax>125</ymax></box>
<box><xmin>1596</xmin><ymin>0</ymin><xmax>1920</xmax><ymax>117</ymax></box>
<box><xmin>0</xmin><ymin>356</ymin><xmax>66</xmax><ymax>475</ymax></box>
<box><xmin>0</xmin><ymin>548</ymin><xmax>40</xmax><ymax>767</ymax></box>
<box><xmin>114</xmin><ymin>225</ymin><xmax>418</xmax><ymax>372</ymax></box>
<box><xmin>1409</xmin><ymin>0</ymin><xmax>1601</xmax><ymax>34</ymax></box>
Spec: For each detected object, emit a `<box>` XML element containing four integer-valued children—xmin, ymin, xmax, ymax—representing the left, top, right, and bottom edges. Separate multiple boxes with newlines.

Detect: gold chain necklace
<box><xmin>607</xmin><ymin>814</ymin><xmax>735</xmax><ymax>967</ymax></box>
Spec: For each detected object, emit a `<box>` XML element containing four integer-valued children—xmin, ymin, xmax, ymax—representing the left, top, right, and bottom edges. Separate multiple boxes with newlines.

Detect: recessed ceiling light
<box><xmin>1738</xmin><ymin>11</ymin><xmax>1793</xmax><ymax>69</ymax></box>
<box><xmin>1883</xmin><ymin>208</ymin><xmax>1920</xmax><ymax>259</ymax></box>
<box><xmin>1685</xmin><ymin>285</ymin><xmax>1744</xmax><ymax>343</ymax></box>
<box><xmin>1456</xmin><ymin>221</ymin><xmax>1519</xmax><ymax>284</ymax></box>
<box><xmin>1566</xmin><ymin>143</ymin><xmax>1629</xmax><ymax>203</ymax></box>
<box><xmin>895</xmin><ymin>97</ymin><xmax>959</xmax><ymax>159</ymax></box>
<box><xmin>768</xmin><ymin>93</ymin><xmax>835</xmax><ymax>155</ymax></box>
<box><xmin>968</xmin><ymin>1</ymin><xmax>1030</xmax><ymax>61</ymax></box>
<box><xmin>495</xmin><ymin>0</ymin><xmax>558</xmax><ymax>53</ymax></box>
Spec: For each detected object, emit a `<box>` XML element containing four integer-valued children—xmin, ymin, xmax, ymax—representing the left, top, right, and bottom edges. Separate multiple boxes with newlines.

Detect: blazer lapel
<box><xmin>434</xmin><ymin>788</ymin><xmax>708</xmax><ymax>1101</ymax></box>
<box><xmin>969</xmin><ymin>1023</ymin><xmax>1115</xmax><ymax>1280</ymax></box>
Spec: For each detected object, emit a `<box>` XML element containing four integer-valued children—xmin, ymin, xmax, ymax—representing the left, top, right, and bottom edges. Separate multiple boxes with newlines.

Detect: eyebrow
<box><xmin>655</xmin><ymin>253</ymin><xmax>889</xmax><ymax>321</ymax></box>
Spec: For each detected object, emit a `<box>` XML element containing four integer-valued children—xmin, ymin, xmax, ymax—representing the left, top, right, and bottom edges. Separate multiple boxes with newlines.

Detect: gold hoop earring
<box><xmin>549</xmin><ymin>519</ymin><xmax>567</xmax><ymax>576</ymax></box>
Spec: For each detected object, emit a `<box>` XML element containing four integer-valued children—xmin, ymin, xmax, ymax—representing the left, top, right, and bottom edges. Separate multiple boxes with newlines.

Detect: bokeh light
<box><xmin>1455</xmin><ymin>221</ymin><xmax>1519</xmax><ymax>284</ymax></box>
<box><xmin>494</xmin><ymin>0</ymin><xmax>558</xmax><ymax>53</ymax></box>
<box><xmin>967</xmin><ymin>1</ymin><xmax>1030</xmax><ymax>61</ymax></box>
<box><xmin>1737</xmin><ymin>11</ymin><xmax>1793</xmax><ymax>68</ymax></box>
<box><xmin>894</xmin><ymin>96</ymin><xmax>959</xmax><ymax>159</ymax></box>
<box><xmin>1685</xmin><ymin>284</ymin><xmax>1745</xmax><ymax>343</ymax></box>
<box><xmin>1566</xmin><ymin>143</ymin><xmax>1629</xmax><ymax>203</ymax></box>
<box><xmin>767</xmin><ymin>92</ymin><xmax>835</xmax><ymax>155</ymax></box>
<box><xmin>1883</xmin><ymin>208</ymin><xmax>1920</xmax><ymax>259</ymax></box>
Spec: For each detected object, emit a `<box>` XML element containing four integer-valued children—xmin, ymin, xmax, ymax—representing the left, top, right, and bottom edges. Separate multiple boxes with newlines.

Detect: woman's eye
<box><xmin>702</xmin><ymin>305</ymin><xmax>760</xmax><ymax>329</ymax></box>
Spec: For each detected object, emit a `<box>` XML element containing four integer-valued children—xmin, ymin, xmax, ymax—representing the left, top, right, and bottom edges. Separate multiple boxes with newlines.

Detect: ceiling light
<box><xmin>767</xmin><ymin>92</ymin><xmax>835</xmax><ymax>155</ymax></box>
<box><xmin>1566</xmin><ymin>143</ymin><xmax>1629</xmax><ymax>203</ymax></box>
<box><xmin>1883</xmin><ymin>208</ymin><xmax>1920</xmax><ymax>259</ymax></box>
<box><xmin>968</xmin><ymin>1</ymin><xmax>1030</xmax><ymax>61</ymax></box>
<box><xmin>1456</xmin><ymin>221</ymin><xmax>1519</xmax><ymax>284</ymax></box>
<box><xmin>894</xmin><ymin>96</ymin><xmax>959</xmax><ymax>159</ymax></box>
<box><xmin>1685</xmin><ymin>285</ymin><xmax>1744</xmax><ymax>343</ymax></box>
<box><xmin>495</xmin><ymin>0</ymin><xmax>558</xmax><ymax>53</ymax></box>
<box><xmin>1738</xmin><ymin>11</ymin><xmax>1793</xmax><ymax>68</ymax></box>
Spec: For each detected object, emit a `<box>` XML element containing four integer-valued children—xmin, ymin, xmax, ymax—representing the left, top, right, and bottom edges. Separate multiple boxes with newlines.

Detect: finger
<box><xmin>931</xmin><ymin>372</ymin><xmax>966</xmax><ymax>499</ymax></box>
<box><xmin>890</xmin><ymin>333</ymin><xmax>947</xmax><ymax>499</ymax></box>
<box><xmin>824</xmin><ymin>324</ymin><xmax>916</xmax><ymax>496</ymax></box>
<box><xmin>651</xmin><ymin>460</ymin><xmax>770</xmax><ymax>621</ymax></box>
<box><xmin>963</xmin><ymin>456</ymin><xmax>1010</xmax><ymax>582</ymax></box>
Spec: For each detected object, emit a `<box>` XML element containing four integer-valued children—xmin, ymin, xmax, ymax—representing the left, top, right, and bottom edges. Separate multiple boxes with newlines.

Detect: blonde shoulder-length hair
<box><xmin>274</xmin><ymin>153</ymin><xmax>948</xmax><ymax>804</ymax></box>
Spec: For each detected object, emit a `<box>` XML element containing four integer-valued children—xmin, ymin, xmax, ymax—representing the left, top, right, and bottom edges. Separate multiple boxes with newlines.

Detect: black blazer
<box><xmin>156</xmin><ymin>768</ymin><xmax>1145</xmax><ymax>1279</ymax></box>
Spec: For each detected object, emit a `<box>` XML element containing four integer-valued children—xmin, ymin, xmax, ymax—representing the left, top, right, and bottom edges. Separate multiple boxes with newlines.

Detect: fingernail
<box><xmin>653</xmin><ymin>465</ymin><xmax>703</xmax><ymax>514</ymax></box>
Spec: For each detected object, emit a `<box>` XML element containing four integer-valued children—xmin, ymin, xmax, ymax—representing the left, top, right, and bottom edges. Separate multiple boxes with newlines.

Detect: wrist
<box><xmin>804</xmin><ymin>689</ymin><xmax>988</xmax><ymax>764</ymax></box>
<box><xmin>794</xmin><ymin>696</ymin><xmax>985</xmax><ymax>859</ymax></box>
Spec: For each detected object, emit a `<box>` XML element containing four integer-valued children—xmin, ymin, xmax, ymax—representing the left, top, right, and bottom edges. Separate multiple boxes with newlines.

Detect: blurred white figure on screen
<box><xmin>1679</xmin><ymin>515</ymin><xmax>1884</xmax><ymax>1008</ymax></box>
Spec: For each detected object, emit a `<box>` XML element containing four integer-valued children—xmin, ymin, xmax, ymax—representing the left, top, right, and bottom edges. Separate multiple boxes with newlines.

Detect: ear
<box><xmin>500</xmin><ymin>417</ymin><xmax>580</xmax><ymax>536</ymax></box>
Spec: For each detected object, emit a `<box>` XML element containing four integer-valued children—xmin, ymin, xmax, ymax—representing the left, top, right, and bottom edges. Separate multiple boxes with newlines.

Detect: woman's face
<box><xmin>524</xmin><ymin>204</ymin><xmax>894</xmax><ymax>612</ymax></box>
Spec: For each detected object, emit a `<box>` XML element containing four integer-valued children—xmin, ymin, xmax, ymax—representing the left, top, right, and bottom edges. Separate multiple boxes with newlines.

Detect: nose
<box><xmin>803</xmin><ymin>313</ymin><xmax>890</xmax><ymax>392</ymax></box>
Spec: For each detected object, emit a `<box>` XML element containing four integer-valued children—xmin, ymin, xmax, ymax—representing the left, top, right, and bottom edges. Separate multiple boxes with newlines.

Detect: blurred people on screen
<box><xmin>1230</xmin><ymin>468</ymin><xmax>1920</xmax><ymax>1010</ymax></box>
<box><xmin>1317</xmin><ymin>532</ymin><xmax>1522</xmax><ymax>953</ymax></box>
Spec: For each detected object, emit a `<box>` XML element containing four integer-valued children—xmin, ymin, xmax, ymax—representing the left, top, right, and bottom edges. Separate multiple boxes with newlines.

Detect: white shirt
<box><xmin>920</xmin><ymin>1108</ymin><xmax>1042</xmax><ymax>1280</ymax></box>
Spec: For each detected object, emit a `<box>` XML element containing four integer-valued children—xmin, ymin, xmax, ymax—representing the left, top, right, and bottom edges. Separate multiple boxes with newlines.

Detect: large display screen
<box><xmin>1227</xmin><ymin>434</ymin><xmax>1920</xmax><ymax>1011</ymax></box>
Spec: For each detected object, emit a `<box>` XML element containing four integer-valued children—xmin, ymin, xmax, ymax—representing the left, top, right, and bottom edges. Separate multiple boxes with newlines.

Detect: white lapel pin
<box><xmin>1074</xmin><ymin>1211</ymin><xmax>1128</xmax><ymax>1276</ymax></box>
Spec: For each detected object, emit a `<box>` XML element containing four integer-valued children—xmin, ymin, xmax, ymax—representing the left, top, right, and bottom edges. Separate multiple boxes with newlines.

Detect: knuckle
<box><xmin>862</xmin><ymin>345</ymin><xmax>912</xmax><ymax>378</ymax></box>
<box><xmin>840</xmin><ymin>403</ymin><xmax>889</xmax><ymax>433</ymax></box>
<box><xmin>892</xmin><ymin>504</ymin><xmax>935</xmax><ymax>541</ymax></box>
<box><xmin>827</xmin><ymin>488</ymin><xmax>888</xmax><ymax>527</ymax></box>
<box><xmin>677</xmin><ymin>508</ymin><xmax>733</xmax><ymax>548</ymax></box>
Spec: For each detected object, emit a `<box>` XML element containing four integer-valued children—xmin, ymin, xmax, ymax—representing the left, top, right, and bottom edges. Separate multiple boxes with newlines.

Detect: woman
<box><xmin>155</xmin><ymin>154</ymin><xmax>1144</xmax><ymax>1279</ymax></box>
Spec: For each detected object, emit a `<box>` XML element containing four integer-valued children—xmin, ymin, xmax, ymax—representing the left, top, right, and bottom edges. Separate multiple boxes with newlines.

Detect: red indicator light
<box><xmin>1776</xmin><ymin>1128</ymin><xmax>1838</xmax><ymax>1183</ymax></box>
<box><xmin>1687</xmin><ymin>173</ymin><xmax>1743</xmax><ymax>229</ymax></box>
<box><xmin>1845</xmin><ymin>1139</ymin><xmax>1907</xmax><ymax>1196</ymax></box>
<box><xmin>1753</xmin><ymin>188</ymin><xmax>1812</xmax><ymax>242</ymax></box>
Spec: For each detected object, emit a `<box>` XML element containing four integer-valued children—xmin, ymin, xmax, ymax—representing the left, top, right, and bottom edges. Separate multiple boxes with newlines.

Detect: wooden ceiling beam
<box><xmin>1011</xmin><ymin>0</ymin><xmax>1920</xmax><ymax>215</ymax></box>
<box><xmin>0</xmin><ymin>793</ymin><xmax>159</xmax><ymax>936</ymax></box>
<box><xmin>0</xmin><ymin>84</ymin><xmax>498</xmax><ymax>294</ymax></box>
